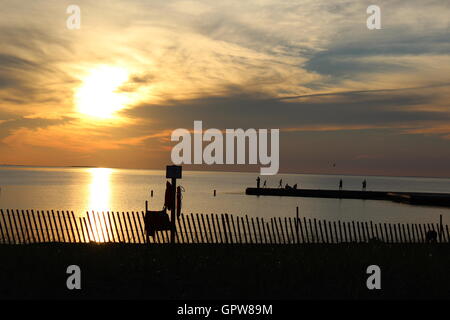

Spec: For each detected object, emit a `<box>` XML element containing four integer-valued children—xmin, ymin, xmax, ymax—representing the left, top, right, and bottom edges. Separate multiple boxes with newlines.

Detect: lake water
<box><xmin>1</xmin><ymin>166</ymin><xmax>450</xmax><ymax>224</ymax></box>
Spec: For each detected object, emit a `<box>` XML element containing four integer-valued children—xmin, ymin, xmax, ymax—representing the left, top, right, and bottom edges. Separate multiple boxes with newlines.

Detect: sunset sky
<box><xmin>0</xmin><ymin>0</ymin><xmax>449</xmax><ymax>177</ymax></box>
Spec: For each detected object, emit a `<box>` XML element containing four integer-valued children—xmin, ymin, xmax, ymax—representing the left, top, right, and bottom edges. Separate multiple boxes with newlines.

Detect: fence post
<box><xmin>194</xmin><ymin>213</ymin><xmax>203</xmax><ymax>243</ymax></box>
<box><xmin>210</xmin><ymin>214</ymin><xmax>218</xmax><ymax>244</ymax></box>
<box><xmin>318</xmin><ymin>220</ymin><xmax>324</xmax><ymax>243</ymax></box>
<box><xmin>288</xmin><ymin>218</ymin><xmax>295</xmax><ymax>245</ymax></box>
<box><xmin>205</xmin><ymin>214</ymin><xmax>213</xmax><ymax>244</ymax></box>
<box><xmin>1</xmin><ymin>210</ymin><xmax>11</xmax><ymax>244</ymax></box>
<box><xmin>356</xmin><ymin>222</ymin><xmax>362</xmax><ymax>243</ymax></box>
<box><xmin>0</xmin><ymin>210</ymin><xmax>6</xmax><ymax>244</ymax></box>
<box><xmin>221</xmin><ymin>214</ymin><xmax>228</xmax><ymax>244</ymax></box>
<box><xmin>328</xmin><ymin>221</ymin><xmax>334</xmax><ymax>243</ymax></box>
<box><xmin>244</xmin><ymin>216</ymin><xmax>251</xmax><ymax>244</ymax></box>
<box><xmin>26</xmin><ymin>210</ymin><xmax>35</xmax><ymax>243</ymax></box>
<box><xmin>241</xmin><ymin>217</ymin><xmax>248</xmax><ymax>244</ymax></box>
<box><xmin>257</xmin><ymin>217</ymin><xmax>263</xmax><ymax>244</ymax></box>
<box><xmin>266</xmin><ymin>221</ymin><xmax>272</xmax><ymax>244</ymax></box>
<box><xmin>226</xmin><ymin>214</ymin><xmax>233</xmax><ymax>244</ymax></box>
<box><xmin>303</xmin><ymin>217</ymin><xmax>309</xmax><ymax>243</ymax></box>
<box><xmin>299</xmin><ymin>218</ymin><xmax>305</xmax><ymax>243</ymax></box>
<box><xmin>273</xmin><ymin>218</ymin><xmax>280</xmax><ymax>244</ymax></box>
<box><xmin>16</xmin><ymin>210</ymin><xmax>26</xmax><ymax>243</ymax></box>
<box><xmin>187</xmin><ymin>214</ymin><xmax>196</xmax><ymax>243</ymax></box>
<box><xmin>215</xmin><ymin>214</ymin><xmax>223</xmax><ymax>244</ymax></box>
<box><xmin>278</xmin><ymin>217</ymin><xmax>286</xmax><ymax>244</ymax></box>
<box><xmin>56</xmin><ymin>211</ymin><xmax>65</xmax><ymax>242</ymax></box>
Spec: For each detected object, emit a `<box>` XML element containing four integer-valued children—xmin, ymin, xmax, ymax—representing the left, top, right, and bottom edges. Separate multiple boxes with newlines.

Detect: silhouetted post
<box><xmin>26</xmin><ymin>210</ymin><xmax>35</xmax><ymax>243</ymax></box>
<box><xmin>308</xmin><ymin>218</ymin><xmax>313</xmax><ymax>242</ymax></box>
<box><xmin>333</xmin><ymin>220</ymin><xmax>340</xmax><ymax>242</ymax></box>
<box><xmin>231</xmin><ymin>215</ymin><xmax>237</xmax><ymax>244</ymax></box>
<box><xmin>221</xmin><ymin>214</ymin><xmax>228</xmax><ymax>244</ymax></box>
<box><xmin>265</xmin><ymin>221</ymin><xmax>272</xmax><ymax>244</ymax></box>
<box><xmin>323</xmin><ymin>220</ymin><xmax>329</xmax><ymax>243</ymax></box>
<box><xmin>196</xmin><ymin>214</ymin><xmax>204</xmax><ymax>243</ymax></box>
<box><xmin>17</xmin><ymin>210</ymin><xmax>26</xmax><ymax>243</ymax></box>
<box><xmin>8</xmin><ymin>210</ymin><xmax>18</xmax><ymax>244</ymax></box>
<box><xmin>439</xmin><ymin>215</ymin><xmax>443</xmax><ymax>243</ymax></box>
<box><xmin>166</xmin><ymin>165</ymin><xmax>182</xmax><ymax>244</ymax></box>
<box><xmin>288</xmin><ymin>218</ymin><xmax>294</xmax><ymax>244</ymax></box>
<box><xmin>61</xmin><ymin>211</ymin><xmax>70</xmax><ymax>242</ymax></box>
<box><xmin>318</xmin><ymin>220</ymin><xmax>324</xmax><ymax>243</ymax></box>
<box><xmin>81</xmin><ymin>217</ymin><xmax>89</xmax><ymax>242</ymax></box>
<box><xmin>67</xmin><ymin>211</ymin><xmax>81</xmax><ymax>242</ymax></box>
<box><xmin>246</xmin><ymin>215</ymin><xmax>252</xmax><ymax>244</ymax></box>
<box><xmin>216</xmin><ymin>214</ymin><xmax>223</xmax><ymax>243</ymax></box>
<box><xmin>176</xmin><ymin>214</ymin><xmax>184</xmax><ymax>244</ymax></box>
<box><xmin>370</xmin><ymin>221</ymin><xmax>383</xmax><ymax>241</ymax></box>
<box><xmin>42</xmin><ymin>211</ymin><xmax>50</xmax><ymax>242</ymax></box>
<box><xmin>261</xmin><ymin>218</ymin><xmax>268</xmax><ymax>244</ymax></box>
<box><xmin>303</xmin><ymin>217</ymin><xmax>309</xmax><ymax>243</ymax></box>
<box><xmin>236</xmin><ymin>216</ymin><xmax>242</xmax><ymax>244</ymax></box>
<box><xmin>226</xmin><ymin>214</ymin><xmax>233</xmax><ymax>244</ymax></box>
<box><xmin>412</xmin><ymin>224</ymin><xmax>418</xmax><ymax>243</ymax></box>
<box><xmin>241</xmin><ymin>217</ymin><xmax>248</xmax><ymax>243</ymax></box>
<box><xmin>205</xmin><ymin>214</ymin><xmax>212</xmax><ymax>243</ymax></box>
<box><xmin>56</xmin><ymin>211</ymin><xmax>65</xmax><ymax>242</ymax></box>
<box><xmin>274</xmin><ymin>218</ymin><xmax>281</xmax><ymax>244</ymax></box>
<box><xmin>328</xmin><ymin>221</ymin><xmax>337</xmax><ymax>243</ymax></box>
<box><xmin>299</xmin><ymin>219</ymin><xmax>305</xmax><ymax>243</ymax></box>
<box><xmin>252</xmin><ymin>217</ymin><xmax>258</xmax><ymax>244</ymax></box>
<box><xmin>0</xmin><ymin>211</ymin><xmax>5</xmax><ymax>244</ymax></box>
<box><xmin>1</xmin><ymin>210</ymin><xmax>11</xmax><ymax>244</ymax></box>
<box><xmin>186</xmin><ymin>214</ymin><xmax>194</xmax><ymax>243</ymax></box>
<box><xmin>151</xmin><ymin>190</ymin><xmax>154</xmax><ymax>197</ymax></box>
<box><xmin>356</xmin><ymin>222</ymin><xmax>361</xmax><ymax>243</ymax></box>
<box><xmin>214</xmin><ymin>190</ymin><xmax>216</xmax><ymax>197</ymax></box>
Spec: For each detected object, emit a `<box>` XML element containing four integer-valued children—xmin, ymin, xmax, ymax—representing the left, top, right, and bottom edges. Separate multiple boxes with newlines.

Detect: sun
<box><xmin>75</xmin><ymin>66</ymin><xmax>130</xmax><ymax>119</ymax></box>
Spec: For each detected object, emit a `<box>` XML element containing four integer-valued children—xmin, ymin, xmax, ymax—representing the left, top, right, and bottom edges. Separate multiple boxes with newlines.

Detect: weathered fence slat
<box><xmin>1</xmin><ymin>209</ymin><xmax>447</xmax><ymax>245</ymax></box>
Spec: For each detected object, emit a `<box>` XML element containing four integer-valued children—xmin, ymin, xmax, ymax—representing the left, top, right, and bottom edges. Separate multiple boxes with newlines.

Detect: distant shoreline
<box><xmin>1</xmin><ymin>164</ymin><xmax>450</xmax><ymax>180</ymax></box>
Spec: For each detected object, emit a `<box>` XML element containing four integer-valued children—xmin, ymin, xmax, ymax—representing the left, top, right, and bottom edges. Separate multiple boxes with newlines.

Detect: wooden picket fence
<box><xmin>0</xmin><ymin>209</ymin><xmax>448</xmax><ymax>244</ymax></box>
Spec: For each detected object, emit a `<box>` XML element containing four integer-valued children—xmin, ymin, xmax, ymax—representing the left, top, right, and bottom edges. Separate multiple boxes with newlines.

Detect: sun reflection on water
<box><xmin>87</xmin><ymin>168</ymin><xmax>112</xmax><ymax>242</ymax></box>
<box><xmin>88</xmin><ymin>168</ymin><xmax>112</xmax><ymax>211</ymax></box>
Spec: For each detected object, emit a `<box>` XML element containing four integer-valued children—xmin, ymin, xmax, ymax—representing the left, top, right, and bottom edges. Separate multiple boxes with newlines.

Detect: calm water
<box><xmin>1</xmin><ymin>166</ymin><xmax>450</xmax><ymax>224</ymax></box>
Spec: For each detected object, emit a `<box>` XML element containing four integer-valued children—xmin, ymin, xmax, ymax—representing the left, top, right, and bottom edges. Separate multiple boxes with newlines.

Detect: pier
<box><xmin>245</xmin><ymin>188</ymin><xmax>450</xmax><ymax>207</ymax></box>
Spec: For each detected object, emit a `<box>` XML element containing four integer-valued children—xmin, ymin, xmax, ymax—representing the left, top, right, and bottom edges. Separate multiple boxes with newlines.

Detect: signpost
<box><xmin>166</xmin><ymin>165</ymin><xmax>182</xmax><ymax>243</ymax></box>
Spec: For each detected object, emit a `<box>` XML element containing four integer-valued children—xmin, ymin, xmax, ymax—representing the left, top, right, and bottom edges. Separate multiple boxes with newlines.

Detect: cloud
<box><xmin>0</xmin><ymin>0</ymin><xmax>449</xmax><ymax>175</ymax></box>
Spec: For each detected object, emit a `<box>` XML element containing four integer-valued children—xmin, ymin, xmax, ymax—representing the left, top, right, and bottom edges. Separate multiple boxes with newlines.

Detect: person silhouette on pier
<box><xmin>263</xmin><ymin>180</ymin><xmax>267</xmax><ymax>188</ymax></box>
<box><xmin>339</xmin><ymin>179</ymin><xmax>343</xmax><ymax>190</ymax></box>
<box><xmin>279</xmin><ymin>179</ymin><xmax>283</xmax><ymax>188</ymax></box>
<box><xmin>256</xmin><ymin>176</ymin><xmax>261</xmax><ymax>189</ymax></box>
<box><xmin>362</xmin><ymin>179</ymin><xmax>367</xmax><ymax>191</ymax></box>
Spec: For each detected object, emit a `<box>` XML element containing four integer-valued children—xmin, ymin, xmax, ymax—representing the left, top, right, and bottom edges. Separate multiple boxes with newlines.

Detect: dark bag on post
<box><xmin>144</xmin><ymin>208</ymin><xmax>172</xmax><ymax>237</ymax></box>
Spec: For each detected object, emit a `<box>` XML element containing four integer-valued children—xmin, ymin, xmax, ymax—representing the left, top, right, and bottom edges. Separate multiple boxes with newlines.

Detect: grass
<box><xmin>1</xmin><ymin>243</ymin><xmax>449</xmax><ymax>299</ymax></box>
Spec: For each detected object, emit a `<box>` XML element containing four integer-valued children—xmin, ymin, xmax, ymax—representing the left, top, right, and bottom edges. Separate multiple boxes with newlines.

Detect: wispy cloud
<box><xmin>0</xmin><ymin>0</ymin><xmax>449</xmax><ymax>175</ymax></box>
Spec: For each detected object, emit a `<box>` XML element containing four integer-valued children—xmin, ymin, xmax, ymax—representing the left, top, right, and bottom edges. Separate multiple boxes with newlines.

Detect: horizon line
<box><xmin>1</xmin><ymin>163</ymin><xmax>450</xmax><ymax>180</ymax></box>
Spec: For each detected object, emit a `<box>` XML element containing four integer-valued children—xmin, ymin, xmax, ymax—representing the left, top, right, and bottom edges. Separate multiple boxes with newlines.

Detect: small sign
<box><xmin>166</xmin><ymin>165</ymin><xmax>182</xmax><ymax>179</ymax></box>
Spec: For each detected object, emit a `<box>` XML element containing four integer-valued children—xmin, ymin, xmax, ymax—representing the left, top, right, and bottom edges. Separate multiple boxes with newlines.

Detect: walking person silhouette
<box><xmin>339</xmin><ymin>179</ymin><xmax>343</xmax><ymax>190</ymax></box>
<box><xmin>362</xmin><ymin>179</ymin><xmax>367</xmax><ymax>191</ymax></box>
<box><xmin>279</xmin><ymin>179</ymin><xmax>283</xmax><ymax>188</ymax></box>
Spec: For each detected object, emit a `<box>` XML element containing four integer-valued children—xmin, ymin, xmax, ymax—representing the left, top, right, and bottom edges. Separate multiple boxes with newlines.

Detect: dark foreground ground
<box><xmin>0</xmin><ymin>243</ymin><xmax>449</xmax><ymax>300</ymax></box>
